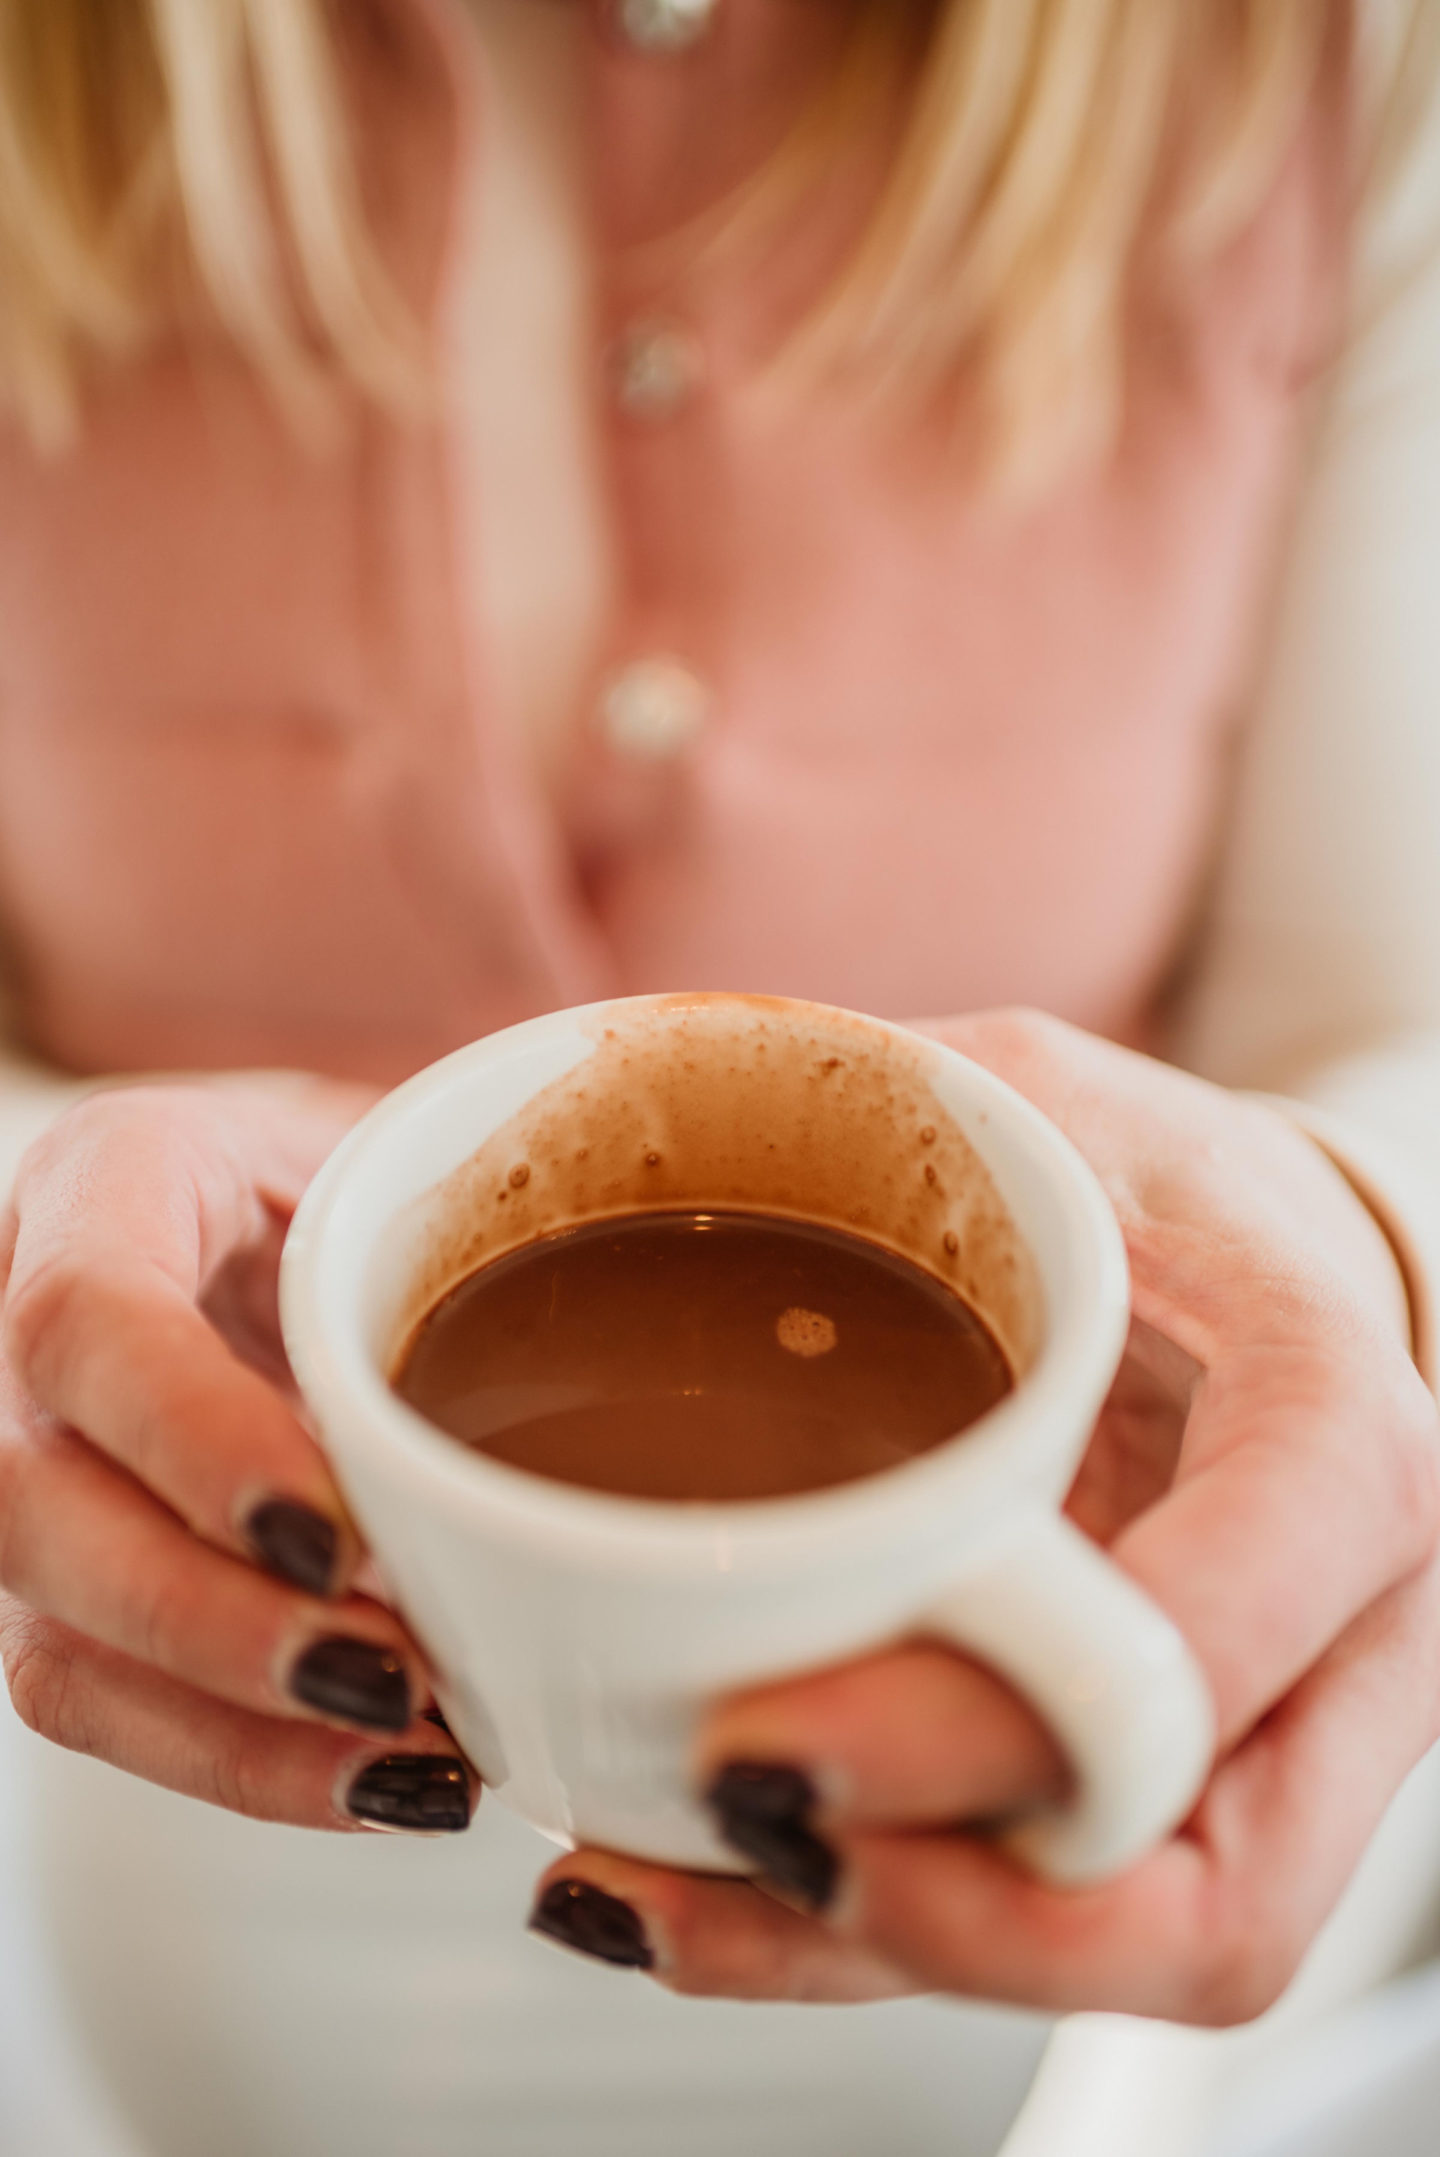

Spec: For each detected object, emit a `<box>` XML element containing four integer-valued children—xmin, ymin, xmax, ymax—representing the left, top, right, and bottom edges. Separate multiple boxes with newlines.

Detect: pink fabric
<box><xmin>0</xmin><ymin>0</ymin><xmax>1347</xmax><ymax>1086</ymax></box>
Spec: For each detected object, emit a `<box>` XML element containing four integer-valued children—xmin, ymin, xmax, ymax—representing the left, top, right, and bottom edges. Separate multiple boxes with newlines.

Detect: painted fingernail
<box><xmin>705</xmin><ymin>1762</ymin><xmax>839</xmax><ymax>1912</ymax></box>
<box><xmin>245</xmin><ymin>1500</ymin><xmax>339</xmax><ymax>1596</ymax></box>
<box><xmin>291</xmin><ymin>1638</ymin><xmax>411</xmax><ymax>1733</ymax></box>
<box><xmin>529</xmin><ymin>1881</ymin><xmax>655</xmax><ymax>1970</ymax></box>
<box><xmin>345</xmin><ymin>1755</ymin><xmax>472</xmax><ymax>1834</ymax></box>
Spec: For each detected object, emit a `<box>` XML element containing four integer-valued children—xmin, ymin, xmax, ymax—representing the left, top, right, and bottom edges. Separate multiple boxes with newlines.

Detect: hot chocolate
<box><xmin>393</xmin><ymin>1209</ymin><xmax>1012</xmax><ymax>1503</ymax></box>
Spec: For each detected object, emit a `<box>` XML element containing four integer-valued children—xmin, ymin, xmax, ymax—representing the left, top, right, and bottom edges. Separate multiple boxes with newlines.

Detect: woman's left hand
<box><xmin>527</xmin><ymin>1010</ymin><xmax>1440</xmax><ymax>2022</ymax></box>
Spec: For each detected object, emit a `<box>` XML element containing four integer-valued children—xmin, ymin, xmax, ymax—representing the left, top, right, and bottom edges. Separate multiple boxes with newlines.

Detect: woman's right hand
<box><xmin>0</xmin><ymin>1080</ymin><xmax>475</xmax><ymax>1836</ymax></box>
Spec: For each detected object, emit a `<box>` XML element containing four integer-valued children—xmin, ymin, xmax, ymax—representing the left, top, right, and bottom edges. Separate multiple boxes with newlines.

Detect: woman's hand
<box><xmin>529</xmin><ymin>1010</ymin><xmax>1440</xmax><ymax>2020</ymax></box>
<box><xmin>0</xmin><ymin>1079</ymin><xmax>475</xmax><ymax>1836</ymax></box>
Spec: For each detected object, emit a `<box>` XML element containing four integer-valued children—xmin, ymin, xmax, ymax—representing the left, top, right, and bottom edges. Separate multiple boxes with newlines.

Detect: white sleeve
<box><xmin>1173</xmin><ymin>77</ymin><xmax>1440</xmax><ymax>1376</ymax></box>
<box><xmin>0</xmin><ymin>1043</ymin><xmax>89</xmax><ymax>1203</ymax></box>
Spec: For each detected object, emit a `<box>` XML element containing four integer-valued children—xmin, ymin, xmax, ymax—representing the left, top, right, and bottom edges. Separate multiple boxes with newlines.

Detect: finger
<box><xmin>0</xmin><ymin>1602</ymin><xmax>476</xmax><ymax>1836</ymax></box>
<box><xmin>599</xmin><ymin>1617</ymin><xmax>1414</xmax><ymax>2017</ymax></box>
<box><xmin>696</xmin><ymin>1348</ymin><xmax>1433</xmax><ymax>1903</ymax></box>
<box><xmin>918</xmin><ymin>1011</ymin><xmax>1440</xmax><ymax>1746</ymax></box>
<box><xmin>0</xmin><ymin>1416</ymin><xmax>432</xmax><ymax>1737</ymax></box>
<box><xmin>1118</xmin><ymin>1334</ymin><xmax>1440</xmax><ymax>1749</ymax></box>
<box><xmin>697</xmin><ymin>1644</ymin><xmax>1066</xmax><ymax>1835</ymax></box>
<box><xmin>823</xmin><ymin>1566</ymin><xmax>1440</xmax><ymax>2022</ymax></box>
<box><xmin>526</xmin><ymin>1847</ymin><xmax>910</xmax><ymax>2001</ymax></box>
<box><xmin>2</xmin><ymin>1095</ymin><xmax>355</xmax><ymax>1587</ymax></box>
<box><xmin>666</xmin><ymin>1560</ymin><xmax>1440</xmax><ymax>2011</ymax></box>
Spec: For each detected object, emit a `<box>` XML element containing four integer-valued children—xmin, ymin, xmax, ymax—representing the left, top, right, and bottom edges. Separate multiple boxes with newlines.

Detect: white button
<box><xmin>599</xmin><ymin>658</ymin><xmax>710</xmax><ymax>760</ymax></box>
<box><xmin>611</xmin><ymin>320</ymin><xmax>703</xmax><ymax>421</ymax></box>
<box><xmin>618</xmin><ymin>0</ymin><xmax>717</xmax><ymax>55</ymax></box>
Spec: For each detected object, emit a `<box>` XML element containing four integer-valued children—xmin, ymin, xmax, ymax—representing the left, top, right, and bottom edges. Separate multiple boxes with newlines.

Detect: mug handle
<box><xmin>922</xmin><ymin>1511</ymin><xmax>1216</xmax><ymax>1883</ymax></box>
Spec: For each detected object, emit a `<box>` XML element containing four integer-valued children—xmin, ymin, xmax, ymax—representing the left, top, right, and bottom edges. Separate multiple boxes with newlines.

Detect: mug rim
<box><xmin>280</xmin><ymin>996</ymin><xmax>1131</xmax><ymax>1573</ymax></box>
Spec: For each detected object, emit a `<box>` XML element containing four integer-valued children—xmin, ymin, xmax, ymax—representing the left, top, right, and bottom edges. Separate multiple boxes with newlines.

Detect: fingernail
<box><xmin>345</xmin><ymin>1754</ymin><xmax>471</xmax><ymax>1834</ymax></box>
<box><xmin>705</xmin><ymin>1762</ymin><xmax>839</xmax><ymax>1912</ymax></box>
<box><xmin>291</xmin><ymin>1638</ymin><xmax>411</xmax><ymax>1733</ymax></box>
<box><xmin>529</xmin><ymin>1880</ymin><xmax>654</xmax><ymax>1970</ymax></box>
<box><xmin>245</xmin><ymin>1500</ymin><xmax>339</xmax><ymax>1596</ymax></box>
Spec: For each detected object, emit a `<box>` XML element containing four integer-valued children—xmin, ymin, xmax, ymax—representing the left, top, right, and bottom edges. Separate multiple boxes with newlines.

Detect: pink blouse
<box><xmin>0</xmin><ymin>0</ymin><xmax>1346</xmax><ymax>1086</ymax></box>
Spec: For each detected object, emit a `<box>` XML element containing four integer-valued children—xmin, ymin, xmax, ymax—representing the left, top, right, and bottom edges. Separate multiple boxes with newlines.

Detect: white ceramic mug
<box><xmin>280</xmin><ymin>994</ymin><xmax>1214</xmax><ymax>1882</ymax></box>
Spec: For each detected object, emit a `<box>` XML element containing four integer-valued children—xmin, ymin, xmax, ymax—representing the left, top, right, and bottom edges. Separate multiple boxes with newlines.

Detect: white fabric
<box><xmin>1174</xmin><ymin>55</ymin><xmax>1440</xmax><ymax>1346</ymax></box>
<box><xmin>5</xmin><ymin>12</ymin><xmax>1440</xmax><ymax>2157</ymax></box>
<box><xmin>0</xmin><ymin>1050</ymin><xmax>87</xmax><ymax>1200</ymax></box>
<box><xmin>12</xmin><ymin>1710</ymin><xmax>1050</xmax><ymax>2157</ymax></box>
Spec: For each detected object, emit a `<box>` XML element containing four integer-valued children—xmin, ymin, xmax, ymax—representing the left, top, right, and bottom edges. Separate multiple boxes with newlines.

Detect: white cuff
<box><xmin>1251</xmin><ymin>1093</ymin><xmax>1438</xmax><ymax>1392</ymax></box>
<box><xmin>0</xmin><ymin>1062</ymin><xmax>92</xmax><ymax>1205</ymax></box>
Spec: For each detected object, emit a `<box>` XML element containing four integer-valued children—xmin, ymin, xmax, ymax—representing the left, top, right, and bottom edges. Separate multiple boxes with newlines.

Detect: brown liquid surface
<box><xmin>393</xmin><ymin>1211</ymin><xmax>1012</xmax><ymax>1503</ymax></box>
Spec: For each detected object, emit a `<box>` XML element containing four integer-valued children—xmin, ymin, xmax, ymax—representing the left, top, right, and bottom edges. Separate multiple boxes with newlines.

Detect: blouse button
<box><xmin>599</xmin><ymin>658</ymin><xmax>711</xmax><ymax>760</ymax></box>
<box><xmin>616</xmin><ymin>0</ymin><xmax>717</xmax><ymax>54</ymax></box>
<box><xmin>611</xmin><ymin>319</ymin><xmax>704</xmax><ymax>421</ymax></box>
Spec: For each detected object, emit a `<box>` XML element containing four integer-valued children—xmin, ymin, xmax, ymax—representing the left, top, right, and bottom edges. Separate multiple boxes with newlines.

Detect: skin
<box><xmin>0</xmin><ymin>1075</ymin><xmax>472</xmax><ymax>1828</ymax></box>
<box><xmin>2</xmin><ymin>1011</ymin><xmax>1438</xmax><ymax>2021</ymax></box>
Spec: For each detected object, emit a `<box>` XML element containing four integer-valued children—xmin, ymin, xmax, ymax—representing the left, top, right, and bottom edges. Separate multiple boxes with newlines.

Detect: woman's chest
<box><xmin>0</xmin><ymin>0</ymin><xmax>1339</xmax><ymax>1078</ymax></box>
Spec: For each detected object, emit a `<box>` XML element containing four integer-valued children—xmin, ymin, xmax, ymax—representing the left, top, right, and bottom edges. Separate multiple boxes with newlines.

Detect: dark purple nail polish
<box><xmin>346</xmin><ymin>1755</ymin><xmax>471</xmax><ymax>1834</ymax></box>
<box><xmin>705</xmin><ymin>1762</ymin><xmax>839</xmax><ymax>1911</ymax></box>
<box><xmin>529</xmin><ymin>1880</ymin><xmax>654</xmax><ymax>1970</ymax></box>
<box><xmin>245</xmin><ymin>1500</ymin><xmax>339</xmax><ymax>1597</ymax></box>
<box><xmin>291</xmin><ymin>1638</ymin><xmax>411</xmax><ymax>1733</ymax></box>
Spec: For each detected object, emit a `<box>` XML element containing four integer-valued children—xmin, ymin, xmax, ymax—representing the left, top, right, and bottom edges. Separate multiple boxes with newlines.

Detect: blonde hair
<box><xmin>0</xmin><ymin>0</ymin><xmax>1423</xmax><ymax>481</ymax></box>
<box><xmin>0</xmin><ymin>0</ymin><xmax>419</xmax><ymax>448</ymax></box>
